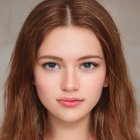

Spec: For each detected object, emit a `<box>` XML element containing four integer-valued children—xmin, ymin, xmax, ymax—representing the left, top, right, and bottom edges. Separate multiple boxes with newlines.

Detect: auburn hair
<box><xmin>0</xmin><ymin>0</ymin><xmax>139</xmax><ymax>140</ymax></box>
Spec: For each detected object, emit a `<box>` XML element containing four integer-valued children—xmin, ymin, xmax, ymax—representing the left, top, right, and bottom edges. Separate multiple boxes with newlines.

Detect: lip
<box><xmin>57</xmin><ymin>98</ymin><xmax>84</xmax><ymax>107</ymax></box>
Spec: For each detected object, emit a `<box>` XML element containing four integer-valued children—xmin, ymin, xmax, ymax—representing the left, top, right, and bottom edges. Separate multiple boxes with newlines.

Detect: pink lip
<box><xmin>57</xmin><ymin>98</ymin><xmax>84</xmax><ymax>107</ymax></box>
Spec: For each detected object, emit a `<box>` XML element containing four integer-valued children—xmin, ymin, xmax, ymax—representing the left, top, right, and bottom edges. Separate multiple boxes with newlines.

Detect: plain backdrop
<box><xmin>0</xmin><ymin>0</ymin><xmax>140</xmax><ymax>125</ymax></box>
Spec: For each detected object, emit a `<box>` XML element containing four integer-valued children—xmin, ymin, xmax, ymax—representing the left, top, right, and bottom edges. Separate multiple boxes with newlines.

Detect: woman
<box><xmin>0</xmin><ymin>0</ymin><xmax>139</xmax><ymax>140</ymax></box>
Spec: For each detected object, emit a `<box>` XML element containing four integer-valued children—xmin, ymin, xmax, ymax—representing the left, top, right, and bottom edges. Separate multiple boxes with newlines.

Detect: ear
<box><xmin>103</xmin><ymin>76</ymin><xmax>108</xmax><ymax>87</ymax></box>
<box><xmin>32</xmin><ymin>75</ymin><xmax>36</xmax><ymax>85</ymax></box>
<box><xmin>32</xmin><ymin>78</ymin><xmax>36</xmax><ymax>85</ymax></box>
<box><xmin>32</xmin><ymin>81</ymin><xmax>35</xmax><ymax>85</ymax></box>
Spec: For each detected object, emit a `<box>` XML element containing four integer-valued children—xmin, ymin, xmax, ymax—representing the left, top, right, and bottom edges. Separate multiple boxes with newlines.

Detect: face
<box><xmin>34</xmin><ymin>26</ymin><xmax>107</xmax><ymax>123</ymax></box>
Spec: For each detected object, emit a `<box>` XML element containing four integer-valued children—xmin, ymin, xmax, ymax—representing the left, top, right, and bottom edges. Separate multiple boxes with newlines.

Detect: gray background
<box><xmin>0</xmin><ymin>0</ymin><xmax>140</xmax><ymax>126</ymax></box>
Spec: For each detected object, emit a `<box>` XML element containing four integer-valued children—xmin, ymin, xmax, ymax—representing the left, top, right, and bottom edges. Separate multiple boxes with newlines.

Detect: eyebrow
<box><xmin>37</xmin><ymin>55</ymin><xmax>63</xmax><ymax>61</ymax></box>
<box><xmin>78</xmin><ymin>55</ymin><xmax>103</xmax><ymax>61</ymax></box>
<box><xmin>37</xmin><ymin>55</ymin><xmax>103</xmax><ymax>61</ymax></box>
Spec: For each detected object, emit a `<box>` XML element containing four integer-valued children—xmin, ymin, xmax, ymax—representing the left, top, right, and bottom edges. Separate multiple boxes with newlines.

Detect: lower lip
<box><xmin>57</xmin><ymin>100</ymin><xmax>83</xmax><ymax>107</ymax></box>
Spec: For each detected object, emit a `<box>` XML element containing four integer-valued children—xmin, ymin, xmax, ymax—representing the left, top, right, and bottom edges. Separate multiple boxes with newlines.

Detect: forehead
<box><xmin>37</xmin><ymin>26</ymin><xmax>104</xmax><ymax>59</ymax></box>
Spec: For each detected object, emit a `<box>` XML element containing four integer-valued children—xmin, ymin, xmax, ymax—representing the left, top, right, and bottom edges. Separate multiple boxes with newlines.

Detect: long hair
<box><xmin>0</xmin><ymin>0</ymin><xmax>139</xmax><ymax>139</ymax></box>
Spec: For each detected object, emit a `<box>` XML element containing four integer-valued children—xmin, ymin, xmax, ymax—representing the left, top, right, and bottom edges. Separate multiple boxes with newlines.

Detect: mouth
<box><xmin>56</xmin><ymin>98</ymin><xmax>84</xmax><ymax>107</ymax></box>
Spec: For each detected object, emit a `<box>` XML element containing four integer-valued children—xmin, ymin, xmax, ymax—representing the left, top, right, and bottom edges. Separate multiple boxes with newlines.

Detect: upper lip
<box><xmin>57</xmin><ymin>97</ymin><xmax>84</xmax><ymax>101</ymax></box>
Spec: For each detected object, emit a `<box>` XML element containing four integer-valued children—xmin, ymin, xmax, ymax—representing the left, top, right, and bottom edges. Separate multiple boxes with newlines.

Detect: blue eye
<box><xmin>80</xmin><ymin>62</ymin><xmax>98</xmax><ymax>70</ymax></box>
<box><xmin>42</xmin><ymin>62</ymin><xmax>60</xmax><ymax>69</ymax></box>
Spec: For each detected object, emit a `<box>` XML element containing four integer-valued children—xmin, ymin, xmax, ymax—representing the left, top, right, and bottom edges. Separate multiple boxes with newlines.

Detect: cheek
<box><xmin>80</xmin><ymin>70</ymin><xmax>106</xmax><ymax>99</ymax></box>
<box><xmin>34</xmin><ymin>73</ymin><xmax>60</xmax><ymax>110</ymax></box>
<box><xmin>34</xmin><ymin>68</ymin><xmax>59</xmax><ymax>100</ymax></box>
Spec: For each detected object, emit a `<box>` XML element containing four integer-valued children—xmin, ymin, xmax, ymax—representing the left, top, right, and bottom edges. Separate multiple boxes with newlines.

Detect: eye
<box><xmin>80</xmin><ymin>62</ymin><xmax>98</xmax><ymax>70</ymax></box>
<box><xmin>42</xmin><ymin>62</ymin><xmax>60</xmax><ymax>70</ymax></box>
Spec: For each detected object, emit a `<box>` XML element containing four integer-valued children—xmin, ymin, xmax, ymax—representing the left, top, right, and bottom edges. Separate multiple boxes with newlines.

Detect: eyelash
<box><xmin>42</xmin><ymin>62</ymin><xmax>60</xmax><ymax>70</ymax></box>
<box><xmin>42</xmin><ymin>61</ymin><xmax>98</xmax><ymax>71</ymax></box>
<box><xmin>80</xmin><ymin>62</ymin><xmax>98</xmax><ymax>70</ymax></box>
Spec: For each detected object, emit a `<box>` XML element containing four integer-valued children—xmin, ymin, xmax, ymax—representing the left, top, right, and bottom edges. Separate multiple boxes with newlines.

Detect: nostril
<box><xmin>61</xmin><ymin>83</ymin><xmax>79</xmax><ymax>92</ymax></box>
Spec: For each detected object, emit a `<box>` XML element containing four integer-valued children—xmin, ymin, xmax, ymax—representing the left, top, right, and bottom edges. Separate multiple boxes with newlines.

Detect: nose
<box><xmin>60</xmin><ymin>68</ymin><xmax>79</xmax><ymax>92</ymax></box>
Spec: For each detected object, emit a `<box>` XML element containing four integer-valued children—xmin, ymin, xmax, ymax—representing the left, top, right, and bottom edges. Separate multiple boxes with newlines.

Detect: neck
<box><xmin>44</xmin><ymin>113</ymin><xmax>95</xmax><ymax>140</ymax></box>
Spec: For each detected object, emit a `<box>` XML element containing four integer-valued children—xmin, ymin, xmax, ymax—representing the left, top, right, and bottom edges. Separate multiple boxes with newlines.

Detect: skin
<box><xmin>34</xmin><ymin>26</ymin><xmax>107</xmax><ymax>140</ymax></box>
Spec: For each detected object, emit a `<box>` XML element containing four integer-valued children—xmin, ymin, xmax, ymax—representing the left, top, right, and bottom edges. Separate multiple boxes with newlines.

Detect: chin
<box><xmin>56</xmin><ymin>112</ymin><xmax>90</xmax><ymax>123</ymax></box>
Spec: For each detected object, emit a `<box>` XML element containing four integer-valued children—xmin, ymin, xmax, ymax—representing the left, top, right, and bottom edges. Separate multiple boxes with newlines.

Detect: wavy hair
<box><xmin>0</xmin><ymin>0</ymin><xmax>139</xmax><ymax>139</ymax></box>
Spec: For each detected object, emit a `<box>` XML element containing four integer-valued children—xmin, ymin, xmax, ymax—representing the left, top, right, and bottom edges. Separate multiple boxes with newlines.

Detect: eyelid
<box><xmin>42</xmin><ymin>61</ymin><xmax>61</xmax><ymax>69</ymax></box>
<box><xmin>41</xmin><ymin>60</ymin><xmax>98</xmax><ymax>70</ymax></box>
<box><xmin>79</xmin><ymin>61</ymin><xmax>98</xmax><ymax>69</ymax></box>
<box><xmin>80</xmin><ymin>61</ymin><xmax>98</xmax><ymax>66</ymax></box>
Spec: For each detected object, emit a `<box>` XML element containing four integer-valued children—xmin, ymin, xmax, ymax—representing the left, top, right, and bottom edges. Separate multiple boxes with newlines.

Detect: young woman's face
<box><xmin>34</xmin><ymin>26</ymin><xmax>107</xmax><ymax>123</ymax></box>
